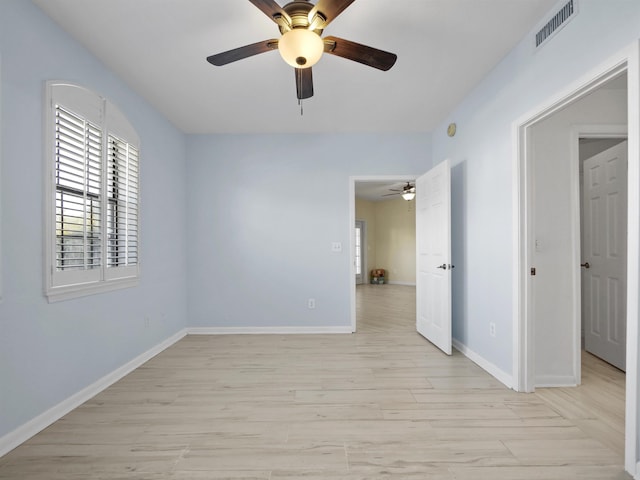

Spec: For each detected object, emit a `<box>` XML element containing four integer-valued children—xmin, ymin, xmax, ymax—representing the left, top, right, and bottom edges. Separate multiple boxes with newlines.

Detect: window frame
<box><xmin>44</xmin><ymin>82</ymin><xmax>140</xmax><ymax>302</ymax></box>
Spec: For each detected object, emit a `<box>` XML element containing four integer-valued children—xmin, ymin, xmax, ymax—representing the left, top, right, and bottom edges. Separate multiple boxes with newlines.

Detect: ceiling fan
<box><xmin>383</xmin><ymin>182</ymin><xmax>416</xmax><ymax>201</ymax></box>
<box><xmin>206</xmin><ymin>0</ymin><xmax>398</xmax><ymax>100</ymax></box>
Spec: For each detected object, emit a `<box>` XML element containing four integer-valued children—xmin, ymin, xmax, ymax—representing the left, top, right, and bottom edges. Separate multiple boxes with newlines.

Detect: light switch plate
<box><xmin>331</xmin><ymin>242</ymin><xmax>342</xmax><ymax>253</ymax></box>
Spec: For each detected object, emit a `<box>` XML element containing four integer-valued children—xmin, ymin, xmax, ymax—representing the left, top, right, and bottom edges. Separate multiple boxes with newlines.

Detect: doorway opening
<box><xmin>349</xmin><ymin>176</ymin><xmax>419</xmax><ymax>332</ymax></box>
<box><xmin>525</xmin><ymin>79</ymin><xmax>628</xmax><ymax>386</ymax></box>
<box><xmin>515</xmin><ymin>52</ymin><xmax>639</xmax><ymax>474</ymax></box>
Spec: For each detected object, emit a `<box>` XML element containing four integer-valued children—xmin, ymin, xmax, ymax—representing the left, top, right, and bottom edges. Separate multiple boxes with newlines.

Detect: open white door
<box><xmin>416</xmin><ymin>159</ymin><xmax>452</xmax><ymax>354</ymax></box>
<box><xmin>582</xmin><ymin>140</ymin><xmax>628</xmax><ymax>371</ymax></box>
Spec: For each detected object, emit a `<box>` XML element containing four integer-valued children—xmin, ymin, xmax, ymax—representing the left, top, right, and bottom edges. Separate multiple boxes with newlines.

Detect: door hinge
<box><xmin>530</xmin><ymin>267</ymin><xmax>536</xmax><ymax>276</ymax></box>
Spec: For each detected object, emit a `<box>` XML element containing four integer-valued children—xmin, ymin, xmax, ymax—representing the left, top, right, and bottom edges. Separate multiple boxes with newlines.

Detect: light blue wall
<box><xmin>0</xmin><ymin>1</ymin><xmax>188</xmax><ymax>438</ymax></box>
<box><xmin>432</xmin><ymin>1</ymin><xmax>640</xmax><ymax>374</ymax></box>
<box><xmin>186</xmin><ymin>134</ymin><xmax>431</xmax><ymax>328</ymax></box>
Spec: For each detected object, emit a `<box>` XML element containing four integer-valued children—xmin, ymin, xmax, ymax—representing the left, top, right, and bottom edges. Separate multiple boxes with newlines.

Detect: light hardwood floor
<box><xmin>0</xmin><ymin>284</ymin><xmax>629</xmax><ymax>479</ymax></box>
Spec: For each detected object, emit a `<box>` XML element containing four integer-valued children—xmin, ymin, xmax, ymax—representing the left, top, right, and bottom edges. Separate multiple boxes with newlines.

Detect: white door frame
<box><xmin>513</xmin><ymin>41</ymin><xmax>640</xmax><ymax>475</ymax></box>
<box><xmin>349</xmin><ymin>175</ymin><xmax>422</xmax><ymax>332</ymax></box>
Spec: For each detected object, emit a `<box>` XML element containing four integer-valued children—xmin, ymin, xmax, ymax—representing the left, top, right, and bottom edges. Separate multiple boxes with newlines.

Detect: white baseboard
<box><xmin>534</xmin><ymin>375</ymin><xmax>578</xmax><ymax>388</ymax></box>
<box><xmin>187</xmin><ymin>326</ymin><xmax>353</xmax><ymax>335</ymax></box>
<box><xmin>452</xmin><ymin>338</ymin><xmax>514</xmax><ymax>389</ymax></box>
<box><xmin>387</xmin><ymin>281</ymin><xmax>417</xmax><ymax>286</ymax></box>
<box><xmin>0</xmin><ymin>329</ymin><xmax>187</xmax><ymax>458</ymax></box>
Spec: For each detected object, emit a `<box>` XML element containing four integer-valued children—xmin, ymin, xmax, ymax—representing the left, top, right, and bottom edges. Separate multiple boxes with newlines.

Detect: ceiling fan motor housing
<box><xmin>278</xmin><ymin>1</ymin><xmax>325</xmax><ymax>35</ymax></box>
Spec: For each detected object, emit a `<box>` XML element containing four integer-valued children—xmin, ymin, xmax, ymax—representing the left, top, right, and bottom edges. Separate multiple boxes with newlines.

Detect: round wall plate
<box><xmin>447</xmin><ymin>123</ymin><xmax>457</xmax><ymax>137</ymax></box>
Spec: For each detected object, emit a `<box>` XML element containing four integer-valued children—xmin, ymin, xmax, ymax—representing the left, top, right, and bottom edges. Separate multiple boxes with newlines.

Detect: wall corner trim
<box><xmin>452</xmin><ymin>338</ymin><xmax>514</xmax><ymax>389</ymax></box>
<box><xmin>0</xmin><ymin>329</ymin><xmax>188</xmax><ymax>458</ymax></box>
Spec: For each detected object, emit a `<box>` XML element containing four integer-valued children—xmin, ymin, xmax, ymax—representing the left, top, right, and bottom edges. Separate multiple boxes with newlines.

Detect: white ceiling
<box><xmin>32</xmin><ymin>0</ymin><xmax>557</xmax><ymax>135</ymax></box>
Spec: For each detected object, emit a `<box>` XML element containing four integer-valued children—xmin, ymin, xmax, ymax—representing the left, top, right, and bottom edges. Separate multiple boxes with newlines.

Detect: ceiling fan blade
<box><xmin>248</xmin><ymin>0</ymin><xmax>292</xmax><ymax>25</ymax></box>
<box><xmin>323</xmin><ymin>36</ymin><xmax>397</xmax><ymax>71</ymax></box>
<box><xmin>295</xmin><ymin>68</ymin><xmax>314</xmax><ymax>99</ymax></box>
<box><xmin>309</xmin><ymin>0</ymin><xmax>356</xmax><ymax>28</ymax></box>
<box><xmin>207</xmin><ymin>40</ymin><xmax>278</xmax><ymax>66</ymax></box>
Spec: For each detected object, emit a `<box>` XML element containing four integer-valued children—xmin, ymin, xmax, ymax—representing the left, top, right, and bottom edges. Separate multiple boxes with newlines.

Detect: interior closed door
<box><xmin>582</xmin><ymin>140</ymin><xmax>628</xmax><ymax>371</ymax></box>
<box><xmin>416</xmin><ymin>159</ymin><xmax>452</xmax><ymax>355</ymax></box>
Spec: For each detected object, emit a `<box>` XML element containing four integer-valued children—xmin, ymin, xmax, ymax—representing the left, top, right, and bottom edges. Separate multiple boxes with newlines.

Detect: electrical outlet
<box><xmin>489</xmin><ymin>322</ymin><xmax>496</xmax><ymax>337</ymax></box>
<box><xmin>308</xmin><ymin>298</ymin><xmax>316</xmax><ymax>309</ymax></box>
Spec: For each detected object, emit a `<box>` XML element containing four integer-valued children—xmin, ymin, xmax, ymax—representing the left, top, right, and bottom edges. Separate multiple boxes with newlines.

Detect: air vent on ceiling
<box><xmin>535</xmin><ymin>0</ymin><xmax>577</xmax><ymax>49</ymax></box>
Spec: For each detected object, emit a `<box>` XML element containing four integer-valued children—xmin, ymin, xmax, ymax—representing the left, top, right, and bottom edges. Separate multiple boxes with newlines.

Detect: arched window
<box><xmin>45</xmin><ymin>82</ymin><xmax>139</xmax><ymax>301</ymax></box>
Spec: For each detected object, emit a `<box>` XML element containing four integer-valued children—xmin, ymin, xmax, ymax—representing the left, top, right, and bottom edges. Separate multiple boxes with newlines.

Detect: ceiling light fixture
<box><xmin>278</xmin><ymin>28</ymin><xmax>324</xmax><ymax>68</ymax></box>
<box><xmin>402</xmin><ymin>191</ymin><xmax>416</xmax><ymax>201</ymax></box>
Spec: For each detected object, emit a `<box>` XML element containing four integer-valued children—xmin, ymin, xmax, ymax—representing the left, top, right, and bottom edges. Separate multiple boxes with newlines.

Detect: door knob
<box><xmin>581</xmin><ymin>262</ymin><xmax>590</xmax><ymax>269</ymax></box>
<box><xmin>436</xmin><ymin>264</ymin><xmax>447</xmax><ymax>269</ymax></box>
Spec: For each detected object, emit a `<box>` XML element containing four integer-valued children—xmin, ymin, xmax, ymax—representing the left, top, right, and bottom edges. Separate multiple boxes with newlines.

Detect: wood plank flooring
<box><xmin>0</xmin><ymin>284</ymin><xmax>629</xmax><ymax>479</ymax></box>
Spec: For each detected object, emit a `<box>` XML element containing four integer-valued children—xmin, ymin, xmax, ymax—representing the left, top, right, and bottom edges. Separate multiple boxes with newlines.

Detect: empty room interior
<box><xmin>2</xmin><ymin>0</ymin><xmax>640</xmax><ymax>478</ymax></box>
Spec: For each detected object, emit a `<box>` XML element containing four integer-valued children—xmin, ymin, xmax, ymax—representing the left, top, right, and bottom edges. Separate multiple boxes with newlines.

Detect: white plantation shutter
<box><xmin>46</xmin><ymin>83</ymin><xmax>140</xmax><ymax>301</ymax></box>
<box><xmin>106</xmin><ymin>135</ymin><xmax>139</xmax><ymax>278</ymax></box>
<box><xmin>55</xmin><ymin>106</ymin><xmax>103</xmax><ymax>272</ymax></box>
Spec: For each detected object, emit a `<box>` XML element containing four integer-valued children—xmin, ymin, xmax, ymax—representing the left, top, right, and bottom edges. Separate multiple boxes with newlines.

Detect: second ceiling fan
<box><xmin>383</xmin><ymin>182</ymin><xmax>416</xmax><ymax>201</ymax></box>
<box><xmin>207</xmin><ymin>0</ymin><xmax>398</xmax><ymax>100</ymax></box>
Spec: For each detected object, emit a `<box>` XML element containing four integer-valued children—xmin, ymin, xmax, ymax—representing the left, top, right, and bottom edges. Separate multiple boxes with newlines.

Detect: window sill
<box><xmin>46</xmin><ymin>277</ymin><xmax>139</xmax><ymax>303</ymax></box>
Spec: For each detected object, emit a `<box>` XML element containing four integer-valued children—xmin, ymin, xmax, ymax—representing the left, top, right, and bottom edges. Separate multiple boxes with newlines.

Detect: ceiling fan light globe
<box><xmin>402</xmin><ymin>192</ymin><xmax>416</xmax><ymax>201</ymax></box>
<box><xmin>278</xmin><ymin>28</ymin><xmax>323</xmax><ymax>69</ymax></box>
